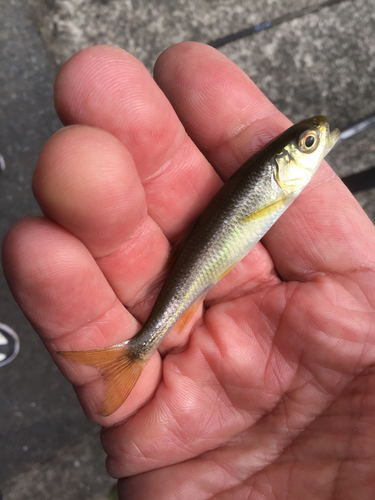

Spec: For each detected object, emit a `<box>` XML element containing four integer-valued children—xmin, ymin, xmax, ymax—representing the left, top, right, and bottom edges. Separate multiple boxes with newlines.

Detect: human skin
<box><xmin>2</xmin><ymin>42</ymin><xmax>375</xmax><ymax>499</ymax></box>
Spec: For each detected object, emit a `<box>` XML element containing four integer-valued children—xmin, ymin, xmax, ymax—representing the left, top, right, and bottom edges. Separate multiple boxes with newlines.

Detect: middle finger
<box><xmin>53</xmin><ymin>45</ymin><xmax>222</xmax><ymax>240</ymax></box>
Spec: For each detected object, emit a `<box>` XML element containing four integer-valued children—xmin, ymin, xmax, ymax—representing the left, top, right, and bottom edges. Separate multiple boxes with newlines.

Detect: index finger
<box><xmin>154</xmin><ymin>42</ymin><xmax>375</xmax><ymax>280</ymax></box>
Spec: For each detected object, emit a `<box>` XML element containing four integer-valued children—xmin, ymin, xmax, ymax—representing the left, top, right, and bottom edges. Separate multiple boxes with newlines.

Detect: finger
<box><xmin>33</xmin><ymin>125</ymin><xmax>170</xmax><ymax>316</ymax></box>
<box><xmin>154</xmin><ymin>42</ymin><xmax>287</xmax><ymax>181</ymax></box>
<box><xmin>54</xmin><ymin>45</ymin><xmax>222</xmax><ymax>241</ymax></box>
<box><xmin>2</xmin><ymin>217</ymin><xmax>161</xmax><ymax>425</ymax></box>
<box><xmin>49</xmin><ymin>46</ymin><xmax>278</xmax><ymax>309</ymax></box>
<box><xmin>154</xmin><ymin>42</ymin><xmax>375</xmax><ymax>279</ymax></box>
<box><xmin>261</xmin><ymin>171</ymin><xmax>375</xmax><ymax>280</ymax></box>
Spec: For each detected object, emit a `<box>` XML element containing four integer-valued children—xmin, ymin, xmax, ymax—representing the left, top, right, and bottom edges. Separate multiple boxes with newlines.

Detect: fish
<box><xmin>58</xmin><ymin>116</ymin><xmax>340</xmax><ymax>416</ymax></box>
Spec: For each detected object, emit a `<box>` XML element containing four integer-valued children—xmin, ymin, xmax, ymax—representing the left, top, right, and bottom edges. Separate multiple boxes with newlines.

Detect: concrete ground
<box><xmin>0</xmin><ymin>0</ymin><xmax>374</xmax><ymax>498</ymax></box>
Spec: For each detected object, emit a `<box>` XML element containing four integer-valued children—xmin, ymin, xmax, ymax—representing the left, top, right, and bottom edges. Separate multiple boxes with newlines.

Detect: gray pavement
<box><xmin>0</xmin><ymin>0</ymin><xmax>374</xmax><ymax>498</ymax></box>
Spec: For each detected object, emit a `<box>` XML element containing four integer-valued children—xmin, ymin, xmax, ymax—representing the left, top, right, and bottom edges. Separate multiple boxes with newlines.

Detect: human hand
<box><xmin>3</xmin><ymin>42</ymin><xmax>375</xmax><ymax>499</ymax></box>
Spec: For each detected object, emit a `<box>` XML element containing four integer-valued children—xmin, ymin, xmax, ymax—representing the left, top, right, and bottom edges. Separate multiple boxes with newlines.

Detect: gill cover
<box><xmin>274</xmin><ymin>116</ymin><xmax>336</xmax><ymax>193</ymax></box>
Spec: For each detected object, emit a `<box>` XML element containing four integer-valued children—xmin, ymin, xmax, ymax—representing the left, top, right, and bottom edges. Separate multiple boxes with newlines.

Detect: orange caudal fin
<box><xmin>58</xmin><ymin>343</ymin><xmax>145</xmax><ymax>416</ymax></box>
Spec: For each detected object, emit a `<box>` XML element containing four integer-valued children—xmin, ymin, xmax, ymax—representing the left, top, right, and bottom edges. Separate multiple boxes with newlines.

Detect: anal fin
<box><xmin>175</xmin><ymin>299</ymin><xmax>203</xmax><ymax>333</ymax></box>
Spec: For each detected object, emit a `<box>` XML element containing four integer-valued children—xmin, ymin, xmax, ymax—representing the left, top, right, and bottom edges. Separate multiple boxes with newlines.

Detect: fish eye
<box><xmin>298</xmin><ymin>130</ymin><xmax>318</xmax><ymax>152</ymax></box>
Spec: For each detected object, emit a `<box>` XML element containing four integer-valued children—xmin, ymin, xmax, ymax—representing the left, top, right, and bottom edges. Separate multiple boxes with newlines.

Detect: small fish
<box><xmin>58</xmin><ymin>116</ymin><xmax>339</xmax><ymax>416</ymax></box>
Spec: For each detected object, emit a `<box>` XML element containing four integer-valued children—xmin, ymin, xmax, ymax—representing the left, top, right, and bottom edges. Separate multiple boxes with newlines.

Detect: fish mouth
<box><xmin>329</xmin><ymin>127</ymin><xmax>340</xmax><ymax>147</ymax></box>
<box><xmin>325</xmin><ymin>125</ymin><xmax>340</xmax><ymax>154</ymax></box>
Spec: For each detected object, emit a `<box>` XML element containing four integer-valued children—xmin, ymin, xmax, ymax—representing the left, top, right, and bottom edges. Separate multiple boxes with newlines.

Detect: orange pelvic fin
<box><xmin>58</xmin><ymin>343</ymin><xmax>145</xmax><ymax>416</ymax></box>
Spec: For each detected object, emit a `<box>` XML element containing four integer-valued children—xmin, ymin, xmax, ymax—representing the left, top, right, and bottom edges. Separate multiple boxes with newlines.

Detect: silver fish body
<box><xmin>130</xmin><ymin>115</ymin><xmax>339</xmax><ymax>357</ymax></box>
<box><xmin>59</xmin><ymin>115</ymin><xmax>340</xmax><ymax>415</ymax></box>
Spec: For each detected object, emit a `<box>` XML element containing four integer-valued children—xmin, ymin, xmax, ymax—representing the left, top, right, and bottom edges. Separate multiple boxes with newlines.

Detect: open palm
<box><xmin>3</xmin><ymin>43</ymin><xmax>375</xmax><ymax>499</ymax></box>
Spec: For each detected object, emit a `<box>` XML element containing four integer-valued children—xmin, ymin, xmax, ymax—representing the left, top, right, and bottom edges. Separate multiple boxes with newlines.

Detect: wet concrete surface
<box><xmin>0</xmin><ymin>0</ymin><xmax>374</xmax><ymax>498</ymax></box>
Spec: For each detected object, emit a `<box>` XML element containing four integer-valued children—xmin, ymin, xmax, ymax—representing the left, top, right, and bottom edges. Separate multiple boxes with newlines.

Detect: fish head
<box><xmin>274</xmin><ymin>115</ymin><xmax>340</xmax><ymax>193</ymax></box>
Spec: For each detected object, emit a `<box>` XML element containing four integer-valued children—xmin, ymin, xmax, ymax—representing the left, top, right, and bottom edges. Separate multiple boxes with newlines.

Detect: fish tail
<box><xmin>58</xmin><ymin>342</ymin><xmax>145</xmax><ymax>416</ymax></box>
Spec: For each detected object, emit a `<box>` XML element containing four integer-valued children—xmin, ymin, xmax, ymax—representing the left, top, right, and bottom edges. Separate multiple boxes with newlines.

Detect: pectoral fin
<box><xmin>240</xmin><ymin>194</ymin><xmax>293</xmax><ymax>223</ymax></box>
<box><xmin>217</xmin><ymin>262</ymin><xmax>237</xmax><ymax>281</ymax></box>
<box><xmin>58</xmin><ymin>343</ymin><xmax>146</xmax><ymax>416</ymax></box>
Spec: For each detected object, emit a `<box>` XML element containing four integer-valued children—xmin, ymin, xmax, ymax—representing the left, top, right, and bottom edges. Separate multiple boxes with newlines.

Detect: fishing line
<box><xmin>208</xmin><ymin>0</ymin><xmax>352</xmax><ymax>48</ymax></box>
<box><xmin>336</xmin><ymin>114</ymin><xmax>375</xmax><ymax>193</ymax></box>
